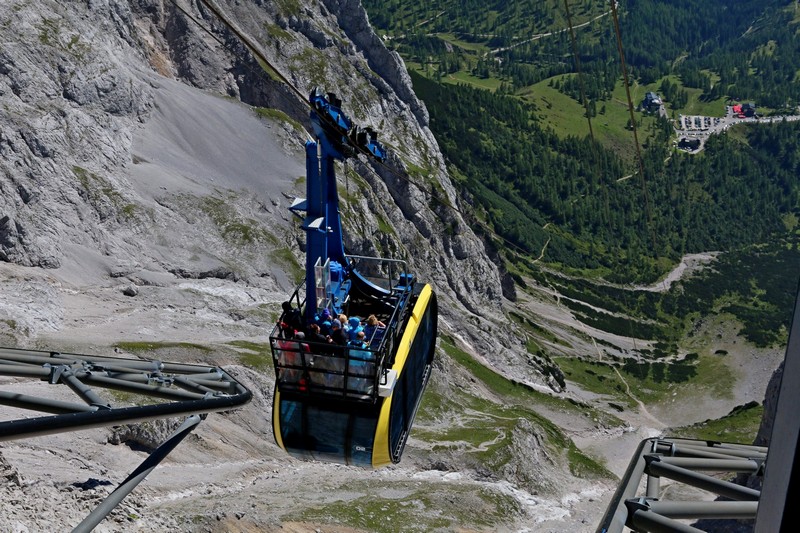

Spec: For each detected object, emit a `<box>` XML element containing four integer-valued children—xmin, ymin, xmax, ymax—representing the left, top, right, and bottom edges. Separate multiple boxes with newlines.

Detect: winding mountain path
<box><xmin>490</xmin><ymin>10</ymin><xmax>611</xmax><ymax>54</ymax></box>
<box><xmin>611</xmin><ymin>366</ymin><xmax>668</xmax><ymax>429</ymax></box>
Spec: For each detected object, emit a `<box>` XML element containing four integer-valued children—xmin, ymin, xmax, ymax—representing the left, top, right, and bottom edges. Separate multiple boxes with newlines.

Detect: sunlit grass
<box><xmin>435</xmin><ymin>32</ymin><xmax>491</xmax><ymax>53</ymax></box>
<box><xmin>299</xmin><ymin>480</ymin><xmax>523</xmax><ymax>532</ymax></box>
<box><xmin>519</xmin><ymin>76</ymin><xmax>660</xmax><ymax>168</ymax></box>
<box><xmin>115</xmin><ymin>341</ymin><xmax>212</xmax><ymax>353</ymax></box>
<box><xmin>227</xmin><ymin>340</ymin><xmax>272</xmax><ymax>371</ymax></box>
<box><xmin>416</xmin><ymin>337</ymin><xmax>615</xmax><ymax>480</ymax></box>
<box><xmin>668</xmin><ymin>401</ymin><xmax>763</xmax><ymax>443</ymax></box>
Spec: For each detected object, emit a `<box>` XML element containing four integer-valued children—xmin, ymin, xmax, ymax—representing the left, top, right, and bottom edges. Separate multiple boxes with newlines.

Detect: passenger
<box><xmin>294</xmin><ymin>331</ymin><xmax>311</xmax><ymax>365</ymax></box>
<box><xmin>363</xmin><ymin>314</ymin><xmax>386</xmax><ymax>346</ymax></box>
<box><xmin>347</xmin><ymin>331</ymin><xmax>374</xmax><ymax>395</ymax></box>
<box><xmin>330</xmin><ymin>319</ymin><xmax>348</xmax><ymax>346</ymax></box>
<box><xmin>307</xmin><ymin>323</ymin><xmax>328</xmax><ymax>345</ymax></box>
<box><xmin>347</xmin><ymin>330</ymin><xmax>365</xmax><ymax>348</ymax></box>
<box><xmin>293</xmin><ymin>332</ymin><xmax>312</xmax><ymax>392</ymax></box>
<box><xmin>281</xmin><ymin>301</ymin><xmax>303</xmax><ymax>333</ymax></box>
<box><xmin>277</xmin><ymin>320</ymin><xmax>293</xmax><ymax>338</ymax></box>
<box><xmin>303</xmin><ymin>326</ymin><xmax>333</xmax><ymax>387</ymax></box>
<box><xmin>337</xmin><ymin>314</ymin><xmax>349</xmax><ymax>335</ymax></box>
<box><xmin>317</xmin><ymin>319</ymin><xmax>348</xmax><ymax>391</ymax></box>
<box><xmin>278</xmin><ymin>330</ymin><xmax>308</xmax><ymax>385</ymax></box>
<box><xmin>316</xmin><ymin>308</ymin><xmax>333</xmax><ymax>335</ymax></box>
<box><xmin>347</xmin><ymin>316</ymin><xmax>363</xmax><ymax>342</ymax></box>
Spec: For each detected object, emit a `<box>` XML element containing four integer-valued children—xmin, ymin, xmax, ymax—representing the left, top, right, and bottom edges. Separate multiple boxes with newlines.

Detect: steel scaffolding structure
<box><xmin>0</xmin><ymin>346</ymin><xmax>252</xmax><ymax>531</ymax></box>
<box><xmin>598</xmin><ymin>281</ymin><xmax>800</xmax><ymax>533</ymax></box>
<box><xmin>597</xmin><ymin>437</ymin><xmax>765</xmax><ymax>532</ymax></box>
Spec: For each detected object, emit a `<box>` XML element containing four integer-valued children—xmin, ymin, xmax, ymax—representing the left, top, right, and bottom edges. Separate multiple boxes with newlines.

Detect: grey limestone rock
<box><xmin>0</xmin><ymin>0</ymin><xmax>535</xmax><ymax>390</ymax></box>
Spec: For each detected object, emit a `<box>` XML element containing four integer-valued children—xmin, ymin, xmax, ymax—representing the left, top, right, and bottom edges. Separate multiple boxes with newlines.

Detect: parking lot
<box><xmin>674</xmin><ymin>106</ymin><xmax>800</xmax><ymax>153</ymax></box>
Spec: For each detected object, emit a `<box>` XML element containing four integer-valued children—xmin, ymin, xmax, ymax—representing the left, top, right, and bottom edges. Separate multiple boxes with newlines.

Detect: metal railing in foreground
<box><xmin>597</xmin><ymin>436</ymin><xmax>765</xmax><ymax>533</ymax></box>
<box><xmin>271</xmin><ymin>337</ymin><xmax>384</xmax><ymax>402</ymax></box>
<box><xmin>599</xmin><ymin>283</ymin><xmax>800</xmax><ymax>533</ymax></box>
<box><xmin>0</xmin><ymin>347</ymin><xmax>251</xmax><ymax>440</ymax></box>
<box><xmin>0</xmin><ymin>346</ymin><xmax>252</xmax><ymax>531</ymax></box>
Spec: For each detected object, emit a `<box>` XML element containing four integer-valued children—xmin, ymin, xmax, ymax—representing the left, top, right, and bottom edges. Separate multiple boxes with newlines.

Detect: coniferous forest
<box><xmin>363</xmin><ymin>0</ymin><xmax>800</xmax><ymax>342</ymax></box>
<box><xmin>413</xmin><ymin>73</ymin><xmax>798</xmax><ymax>282</ymax></box>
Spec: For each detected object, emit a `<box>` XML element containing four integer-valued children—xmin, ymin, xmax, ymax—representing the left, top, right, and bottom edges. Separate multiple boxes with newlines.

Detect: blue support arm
<box><xmin>298</xmin><ymin>90</ymin><xmax>387</xmax><ymax>324</ymax></box>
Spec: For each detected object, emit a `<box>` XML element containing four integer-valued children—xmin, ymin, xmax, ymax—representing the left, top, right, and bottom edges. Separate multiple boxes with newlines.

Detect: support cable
<box><xmin>609</xmin><ymin>0</ymin><xmax>657</xmax><ymax>251</ymax></box>
<box><xmin>167</xmin><ymin>0</ymin><xmax>546</xmax><ymax>262</ymax></box>
<box><xmin>72</xmin><ymin>415</ymin><xmax>204</xmax><ymax>533</ymax></box>
<box><xmin>563</xmin><ymin>0</ymin><xmax>612</xmax><ymax>229</ymax></box>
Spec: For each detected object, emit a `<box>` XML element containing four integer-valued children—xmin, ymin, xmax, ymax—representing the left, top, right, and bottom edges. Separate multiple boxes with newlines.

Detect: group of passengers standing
<box><xmin>277</xmin><ymin>302</ymin><xmax>386</xmax><ymax>393</ymax></box>
<box><xmin>279</xmin><ymin>302</ymin><xmax>386</xmax><ymax>350</ymax></box>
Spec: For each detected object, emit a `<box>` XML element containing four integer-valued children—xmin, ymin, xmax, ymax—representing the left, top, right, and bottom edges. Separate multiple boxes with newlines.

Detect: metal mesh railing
<box><xmin>0</xmin><ymin>347</ymin><xmax>251</xmax><ymax>441</ymax></box>
<box><xmin>271</xmin><ymin>337</ymin><xmax>381</xmax><ymax>401</ymax></box>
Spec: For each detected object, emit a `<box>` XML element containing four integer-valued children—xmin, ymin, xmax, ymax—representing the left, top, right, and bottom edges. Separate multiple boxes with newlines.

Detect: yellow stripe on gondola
<box><xmin>272</xmin><ymin>389</ymin><xmax>286</xmax><ymax>451</ymax></box>
<box><xmin>372</xmin><ymin>284</ymin><xmax>433</xmax><ymax>467</ymax></box>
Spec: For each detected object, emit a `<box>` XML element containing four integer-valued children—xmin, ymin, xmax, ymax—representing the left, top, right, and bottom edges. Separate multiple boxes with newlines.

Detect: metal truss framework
<box><xmin>0</xmin><ymin>347</ymin><xmax>252</xmax><ymax>531</ymax></box>
<box><xmin>599</xmin><ymin>282</ymin><xmax>800</xmax><ymax>533</ymax></box>
<box><xmin>597</xmin><ymin>436</ymin><xmax>765</xmax><ymax>533</ymax></box>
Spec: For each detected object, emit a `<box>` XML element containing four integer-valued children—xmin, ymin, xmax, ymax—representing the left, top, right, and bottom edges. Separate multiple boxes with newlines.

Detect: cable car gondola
<box><xmin>269</xmin><ymin>90</ymin><xmax>438</xmax><ymax>467</ymax></box>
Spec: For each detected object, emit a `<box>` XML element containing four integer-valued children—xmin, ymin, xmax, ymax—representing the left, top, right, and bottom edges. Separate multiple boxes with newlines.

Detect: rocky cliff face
<box><xmin>0</xmin><ymin>0</ymin><xmax>527</xmax><ymax>371</ymax></box>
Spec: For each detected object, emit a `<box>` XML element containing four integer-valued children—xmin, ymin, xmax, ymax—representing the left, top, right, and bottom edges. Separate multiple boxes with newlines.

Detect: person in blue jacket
<box><xmin>316</xmin><ymin>308</ymin><xmax>332</xmax><ymax>335</ymax></box>
<box><xmin>347</xmin><ymin>316</ymin><xmax>363</xmax><ymax>341</ymax></box>
<box><xmin>347</xmin><ymin>331</ymin><xmax>374</xmax><ymax>394</ymax></box>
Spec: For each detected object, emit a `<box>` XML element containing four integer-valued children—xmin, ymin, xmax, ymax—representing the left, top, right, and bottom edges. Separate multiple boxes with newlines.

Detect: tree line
<box><xmin>412</xmin><ymin>71</ymin><xmax>800</xmax><ymax>282</ymax></box>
